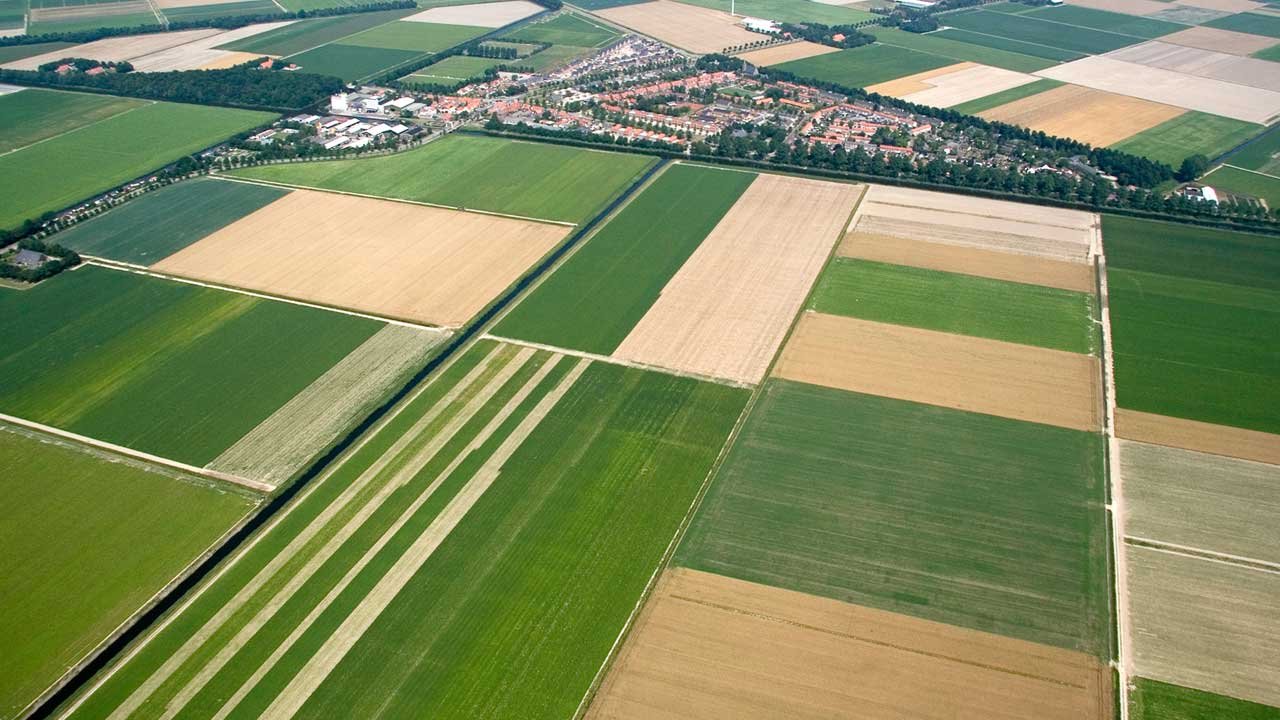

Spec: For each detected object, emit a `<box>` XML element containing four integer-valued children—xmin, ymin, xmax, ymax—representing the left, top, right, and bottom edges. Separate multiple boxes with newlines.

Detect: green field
<box><xmin>951</xmin><ymin>78</ymin><xmax>1062</xmax><ymax>114</ymax></box>
<box><xmin>230</xmin><ymin>134</ymin><xmax>655</xmax><ymax>224</ymax></box>
<box><xmin>943</xmin><ymin>8</ymin><xmax>1150</xmax><ymax>54</ymax></box>
<box><xmin>673</xmin><ymin>0</ymin><xmax>875</xmax><ymax>24</ymax></box>
<box><xmin>810</xmin><ymin>258</ymin><xmax>1098</xmax><ymax>354</ymax></box>
<box><xmin>933</xmin><ymin>26</ymin><xmax>1084</xmax><ymax>62</ymax></box>
<box><xmin>161</xmin><ymin>0</ymin><xmax>280</xmax><ymax>22</ymax></box>
<box><xmin>1104</xmin><ymin>216</ymin><xmax>1280</xmax><ymax>434</ymax></box>
<box><xmin>336</xmin><ymin>19</ymin><xmax>487</xmax><ymax>51</ymax></box>
<box><xmin>1205</xmin><ymin>165</ymin><xmax>1280</xmax><ymax>206</ymax></box>
<box><xmin>1223</xmin><ymin>125</ymin><xmax>1280</xmax><ymax>173</ymax></box>
<box><xmin>285</xmin><ymin>43</ymin><xmax>423</xmax><ymax>81</ymax></box>
<box><xmin>1023</xmin><ymin>4</ymin><xmax>1183</xmax><ymax>38</ymax></box>
<box><xmin>492</xmin><ymin>164</ymin><xmax>753</xmax><ymax>353</ymax></box>
<box><xmin>500</xmin><ymin>11</ymin><xmax>617</xmax><ymax>46</ymax></box>
<box><xmin>870</xmin><ymin>26</ymin><xmax>1061</xmax><ymax>72</ymax></box>
<box><xmin>402</xmin><ymin>53</ymin><xmax>502</xmax><ymax>84</ymax></box>
<box><xmin>0</xmin><ymin>98</ymin><xmax>273</xmax><ymax>232</ymax></box>
<box><xmin>0</xmin><ymin>0</ymin><xmax>22</xmax><ymax>28</ymax></box>
<box><xmin>521</xmin><ymin>42</ymin><xmax>592</xmax><ymax>70</ymax></box>
<box><xmin>0</xmin><ymin>265</ymin><xmax>382</xmax><ymax>464</ymax></box>
<box><xmin>62</xmin><ymin>340</ymin><xmax>747</xmax><ymax>720</ymax></box>
<box><xmin>0</xmin><ymin>42</ymin><xmax>76</xmax><ymax>64</ymax></box>
<box><xmin>773</xmin><ymin>42</ymin><xmax>954</xmax><ymax>88</ymax></box>
<box><xmin>1110</xmin><ymin>112</ymin><xmax>1262</xmax><ymax>168</ymax></box>
<box><xmin>1206</xmin><ymin>11</ymin><xmax>1280</xmax><ymax>38</ymax></box>
<box><xmin>218</xmin><ymin>9</ymin><xmax>417</xmax><ymax>55</ymax></box>
<box><xmin>52</xmin><ymin>179</ymin><xmax>289</xmax><ymax>265</ymax></box>
<box><xmin>1253</xmin><ymin>43</ymin><xmax>1280</xmax><ymax>61</ymax></box>
<box><xmin>0</xmin><ymin>425</ymin><xmax>258</xmax><ymax>720</ymax></box>
<box><xmin>0</xmin><ymin>88</ymin><xmax>144</xmax><ymax>154</ymax></box>
<box><xmin>677</xmin><ymin>379</ymin><xmax>1111</xmax><ymax>656</ymax></box>
<box><xmin>27</xmin><ymin>12</ymin><xmax>158</xmax><ymax>35</ymax></box>
<box><xmin>1130</xmin><ymin>677</ymin><xmax>1280</xmax><ymax>720</ymax></box>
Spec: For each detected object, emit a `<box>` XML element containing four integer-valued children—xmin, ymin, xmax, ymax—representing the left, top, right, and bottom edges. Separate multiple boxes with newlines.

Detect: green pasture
<box><xmin>336</xmin><ymin>19</ymin><xmax>487</xmax><ymax>52</ymax></box>
<box><xmin>521</xmin><ymin>42</ymin><xmax>592</xmax><ymax>70</ymax></box>
<box><xmin>218</xmin><ymin>9</ymin><xmax>417</xmax><ymax>55</ymax></box>
<box><xmin>870</xmin><ymin>26</ymin><xmax>1061</xmax><ymax>72</ymax></box>
<box><xmin>1206</xmin><ymin>11</ymin><xmax>1280</xmax><ymax>38</ymax></box>
<box><xmin>1253</xmin><ymin>44</ymin><xmax>1280</xmax><ymax>61</ymax></box>
<box><xmin>772</xmin><ymin>42</ymin><xmax>953</xmax><ymax>87</ymax></box>
<box><xmin>677</xmin><ymin>379</ymin><xmax>1111</xmax><ymax>656</ymax></box>
<box><xmin>1111</xmin><ymin>112</ymin><xmax>1262</xmax><ymax>168</ymax></box>
<box><xmin>1223</xmin><ymin>124</ymin><xmax>1280</xmax><ymax>173</ymax></box>
<box><xmin>0</xmin><ymin>88</ymin><xmax>144</xmax><ymax>154</ymax></box>
<box><xmin>492</xmin><ymin>164</ymin><xmax>753</xmax><ymax>354</ymax></box>
<box><xmin>402</xmin><ymin>53</ymin><xmax>502</xmax><ymax>84</ymax></box>
<box><xmin>285</xmin><ymin>43</ymin><xmax>422</xmax><ymax>81</ymax></box>
<box><xmin>1206</xmin><ymin>165</ymin><xmax>1280</xmax><ymax>207</ymax></box>
<box><xmin>952</xmin><ymin>78</ymin><xmax>1062</xmax><ymax>115</ymax></box>
<box><xmin>1130</xmin><ymin>677</ymin><xmax>1280</xmax><ymax>720</ymax></box>
<box><xmin>1102</xmin><ymin>215</ymin><xmax>1280</xmax><ymax>290</ymax></box>
<box><xmin>500</xmin><ymin>11</ymin><xmax>617</xmax><ymax>46</ymax></box>
<box><xmin>932</xmin><ymin>26</ymin><xmax>1083</xmax><ymax>62</ymax></box>
<box><xmin>944</xmin><ymin>8</ymin><xmax>1150</xmax><ymax>54</ymax></box>
<box><xmin>673</xmin><ymin>0</ymin><xmax>875</xmax><ymax>24</ymax></box>
<box><xmin>230</xmin><ymin>133</ymin><xmax>655</xmax><ymax>224</ymax></box>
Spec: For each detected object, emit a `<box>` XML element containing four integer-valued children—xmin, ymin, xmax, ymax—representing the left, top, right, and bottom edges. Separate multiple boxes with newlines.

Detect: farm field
<box><xmin>335</xmin><ymin>19</ymin><xmax>487</xmax><ymax>51</ymax></box>
<box><xmin>153</xmin><ymin>188</ymin><xmax>571</xmax><ymax>327</ymax></box>
<box><xmin>217</xmin><ymin>9</ymin><xmax>418</xmax><ymax>56</ymax></box>
<box><xmin>0</xmin><ymin>29</ymin><xmax>222</xmax><ymax>70</ymax></box>
<box><xmin>1163</xmin><ymin>25</ymin><xmax>1279</xmax><ymax>55</ymax></box>
<box><xmin>1204</xmin><ymin>164</ymin><xmax>1280</xmax><ymax>206</ymax></box>
<box><xmin>53</xmin><ymin>178</ymin><xmax>289</xmax><ymax>265</ymax></box>
<box><xmin>0</xmin><ymin>88</ymin><xmax>143</xmax><ymax>154</ymax></box>
<box><xmin>1108</xmin><ymin>41</ymin><xmax>1280</xmax><ymax>92</ymax></box>
<box><xmin>0</xmin><ymin>424</ymin><xmax>259</xmax><ymax>720</ymax></box>
<box><xmin>229</xmin><ymin>134</ymin><xmax>654</xmax><ymax>224</ymax></box>
<box><xmin>980</xmin><ymin>83</ymin><xmax>1186</xmax><ymax>147</ymax></box>
<box><xmin>0</xmin><ymin>42</ymin><xmax>77</xmax><ymax>64</ymax></box>
<box><xmin>771</xmin><ymin>42</ymin><xmax>953</xmax><ymax>88</ymax></box>
<box><xmin>1205</xmin><ymin>10</ymin><xmax>1280</xmax><ymax>37</ymax></box>
<box><xmin>283</xmin><ymin>43</ymin><xmax>423</xmax><ymax>81</ymax></box>
<box><xmin>1024</xmin><ymin>3</ymin><xmax>1184</xmax><ymax>36</ymax></box>
<box><xmin>869</xmin><ymin>26</ymin><xmax>1061</xmax><ymax>72</ymax></box>
<box><xmin>865</xmin><ymin>61</ymin><xmax>1039</xmax><ymax>108</ymax></box>
<box><xmin>951</xmin><ymin>77</ymin><xmax>1062</xmax><ymax>114</ymax></box>
<box><xmin>1115</xmin><ymin>410</ymin><xmax>1280</xmax><ymax>466</ymax></box>
<box><xmin>1110</xmin><ymin>111</ymin><xmax>1261</xmax><ymax>167</ymax></box>
<box><xmin>402</xmin><ymin>0</ymin><xmax>542</xmax><ymax>27</ymax></box>
<box><xmin>491</xmin><ymin>163</ymin><xmax>753</xmax><ymax>354</ymax></box>
<box><xmin>677</xmin><ymin>379</ymin><xmax>1110</xmax><ymax>654</ymax></box>
<box><xmin>810</xmin><ymin>258</ymin><xmax>1097</xmax><ymax>353</ymax></box>
<box><xmin>59</xmin><ymin>340</ymin><xmax>747</xmax><ymax>720</ymax></box>
<box><xmin>671</xmin><ymin>0</ymin><xmax>876</xmax><ymax>23</ymax></box>
<box><xmin>736</xmin><ymin>40</ymin><xmax>837</xmax><ymax>66</ymax></box>
<box><xmin>593</xmin><ymin>0</ymin><xmax>765</xmax><ymax>53</ymax></box>
<box><xmin>588</xmin><ymin>568</ymin><xmax>1112</xmax><ymax>720</ymax></box>
<box><xmin>518</xmin><ymin>41</ymin><xmax>592</xmax><ymax>69</ymax></box>
<box><xmin>122</xmin><ymin>23</ymin><xmax>299</xmax><ymax>71</ymax></box>
<box><xmin>501</xmin><ymin>10</ymin><xmax>617</xmax><ymax>46</ymax></box>
<box><xmin>944</xmin><ymin>7</ymin><xmax>1155</xmax><ymax>54</ymax></box>
<box><xmin>933</xmin><ymin>26</ymin><xmax>1085</xmax><ymax>63</ymax></box>
<box><xmin>1224</xmin><ymin>124</ymin><xmax>1280</xmax><ymax>173</ymax></box>
<box><xmin>1130</xmin><ymin>678</ymin><xmax>1280</xmax><ymax>720</ymax></box>
<box><xmin>3</xmin><ymin>24</ymin><xmax>292</xmax><ymax>71</ymax></box>
<box><xmin>401</xmin><ymin>53</ymin><xmax>502</xmax><ymax>84</ymax></box>
<box><xmin>0</xmin><ymin>265</ymin><xmax>386</xmax><ymax>469</ymax></box>
<box><xmin>0</xmin><ymin>98</ymin><xmax>272</xmax><ymax>231</ymax></box>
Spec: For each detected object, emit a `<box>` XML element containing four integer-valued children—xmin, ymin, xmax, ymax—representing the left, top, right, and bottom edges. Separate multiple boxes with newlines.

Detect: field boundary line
<box><xmin>1124</xmin><ymin>537</ymin><xmax>1280</xmax><ymax>574</ymax></box>
<box><xmin>0</xmin><ymin>101</ymin><xmax>151</xmax><ymax>157</ymax></box>
<box><xmin>0</xmin><ymin>412</ymin><xmax>274</xmax><ymax>492</ymax></box>
<box><xmin>482</xmin><ymin>333</ymin><xmax>752</xmax><ymax>388</ymax></box>
<box><xmin>86</xmin><ymin>259</ymin><xmax>449</xmax><ymax>332</ymax></box>
<box><xmin>933</xmin><ymin>25</ymin><xmax>1086</xmax><ymax>59</ymax></box>
<box><xmin>213</xmin><ymin>173</ymin><xmax>577</xmax><ymax>227</ymax></box>
<box><xmin>1213</xmin><ymin>163</ymin><xmax>1280</xmax><ymax>181</ymax></box>
<box><xmin>269</xmin><ymin>0</ymin><xmax>286</xmax><ymax>12</ymax></box>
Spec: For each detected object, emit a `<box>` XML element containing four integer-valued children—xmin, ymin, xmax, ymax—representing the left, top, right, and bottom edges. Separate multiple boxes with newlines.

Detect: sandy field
<box><xmin>775</xmin><ymin>312</ymin><xmax>1101</xmax><ymax>430</ymax></box>
<box><xmin>588</xmin><ymin>568</ymin><xmax>1112</xmax><ymax>720</ymax></box>
<box><xmin>838</xmin><ymin>232</ymin><xmax>1097</xmax><ymax>292</ymax></box>
<box><xmin>153</xmin><ymin>188</ymin><xmax>569</xmax><ymax>328</ymax></box>
<box><xmin>874</xmin><ymin>63</ymin><xmax>1040</xmax><ymax>108</ymax></box>
<box><xmin>737</xmin><ymin>41</ymin><xmax>839</xmax><ymax>66</ymax></box>
<box><xmin>1120</xmin><ymin>439</ymin><xmax>1280</xmax><ymax>564</ymax></box>
<box><xmin>981</xmin><ymin>83</ymin><xmax>1185</xmax><ymax>146</ymax></box>
<box><xmin>403</xmin><ymin>0</ymin><xmax>543</xmax><ymax>27</ymax></box>
<box><xmin>1115</xmin><ymin>409</ymin><xmax>1280</xmax><ymax>465</ymax></box>
<box><xmin>612</xmin><ymin>174</ymin><xmax>861</xmax><ymax>385</ymax></box>
<box><xmin>1107</xmin><ymin>41</ymin><xmax>1280</xmax><ymax>92</ymax></box>
<box><xmin>865</xmin><ymin>62</ymin><xmax>973</xmax><ymax>96</ymax></box>
<box><xmin>1035</xmin><ymin>56</ymin><xmax>1280</xmax><ymax>125</ymax></box>
<box><xmin>128</xmin><ymin>22</ymin><xmax>294</xmax><ymax>71</ymax></box>
<box><xmin>595</xmin><ymin>0</ymin><xmax>766</xmax><ymax>54</ymax></box>
<box><xmin>1065</xmin><ymin>0</ymin><xmax>1168</xmax><ymax>14</ymax></box>
<box><xmin>1128</xmin><ymin>546</ymin><xmax>1280</xmax><ymax>708</ymax></box>
<box><xmin>1</xmin><ymin>28</ymin><xmax>221</xmax><ymax>70</ymax></box>
<box><xmin>198</xmin><ymin>51</ymin><xmax>270</xmax><ymax>69</ymax></box>
<box><xmin>1163</xmin><ymin>25</ymin><xmax>1279</xmax><ymax>56</ymax></box>
<box><xmin>29</xmin><ymin>0</ymin><xmax>151</xmax><ymax>22</ymax></box>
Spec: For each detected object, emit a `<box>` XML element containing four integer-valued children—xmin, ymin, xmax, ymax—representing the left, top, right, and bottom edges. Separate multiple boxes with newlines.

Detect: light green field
<box><xmin>0</xmin><ymin>98</ymin><xmax>273</xmax><ymax>231</ymax></box>
<box><xmin>521</xmin><ymin>42</ymin><xmax>591</xmax><ymax>70</ymax></box>
<box><xmin>1023</xmin><ymin>4</ymin><xmax>1182</xmax><ymax>38</ymax></box>
<box><xmin>677</xmin><ymin>379</ymin><xmax>1111</xmax><ymax>656</ymax></box>
<box><xmin>870</xmin><ymin>26</ymin><xmax>1062</xmax><ymax>72</ymax></box>
<box><xmin>336</xmin><ymin>19</ymin><xmax>488</xmax><ymax>52</ymax></box>
<box><xmin>674</xmin><ymin>0</ymin><xmax>875</xmax><ymax>24</ymax></box>
<box><xmin>1130</xmin><ymin>677</ymin><xmax>1280</xmax><ymax>720</ymax></box>
<box><xmin>0</xmin><ymin>425</ymin><xmax>258</xmax><ymax>720</ymax></box>
<box><xmin>810</xmin><ymin>258</ymin><xmax>1098</xmax><ymax>354</ymax></box>
<box><xmin>284</xmin><ymin>43</ymin><xmax>422</xmax><ymax>81</ymax></box>
<box><xmin>401</xmin><ymin>54</ymin><xmax>502</xmax><ymax>84</ymax></box>
<box><xmin>1111</xmin><ymin>112</ymin><xmax>1263</xmax><ymax>168</ymax></box>
<box><xmin>1205</xmin><ymin>165</ymin><xmax>1280</xmax><ymax>207</ymax></box>
<box><xmin>944</xmin><ymin>8</ymin><xmax>1150</xmax><ymax>54</ymax></box>
<box><xmin>0</xmin><ymin>89</ymin><xmax>144</xmax><ymax>155</ymax></box>
<box><xmin>62</xmin><ymin>340</ymin><xmax>747</xmax><ymax>720</ymax></box>
<box><xmin>500</xmin><ymin>11</ymin><xmax>617</xmax><ymax>46</ymax></box>
<box><xmin>1223</xmin><ymin>125</ymin><xmax>1280</xmax><ymax>173</ymax></box>
<box><xmin>218</xmin><ymin>9</ymin><xmax>417</xmax><ymax>56</ymax></box>
<box><xmin>773</xmin><ymin>42</ymin><xmax>954</xmax><ymax>88</ymax></box>
<box><xmin>0</xmin><ymin>265</ymin><xmax>382</xmax><ymax>465</ymax></box>
<box><xmin>230</xmin><ymin>134</ymin><xmax>655</xmax><ymax>224</ymax></box>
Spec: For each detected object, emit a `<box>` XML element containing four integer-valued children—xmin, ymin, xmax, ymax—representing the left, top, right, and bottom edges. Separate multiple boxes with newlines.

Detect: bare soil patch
<box><xmin>838</xmin><ymin>232</ymin><xmax>1097</xmax><ymax>292</ymax></box>
<box><xmin>1115</xmin><ymin>408</ymin><xmax>1280</xmax><ymax>465</ymax></box>
<box><xmin>588</xmin><ymin>568</ymin><xmax>1112</xmax><ymax>720</ymax></box>
<box><xmin>980</xmin><ymin>83</ymin><xmax>1185</xmax><ymax>146</ymax></box>
<box><xmin>403</xmin><ymin>0</ymin><xmax>543</xmax><ymax>27</ymax></box>
<box><xmin>1163</xmin><ymin>25</ymin><xmax>1278</xmax><ymax>56</ymax></box>
<box><xmin>875</xmin><ymin>63</ymin><xmax>1040</xmax><ymax>108</ymax></box>
<box><xmin>153</xmin><ymin>188</ymin><xmax>569</xmax><ymax>328</ymax></box>
<box><xmin>1107</xmin><ymin>41</ymin><xmax>1280</xmax><ymax>92</ymax></box>
<box><xmin>595</xmin><ymin>0</ymin><xmax>766</xmax><ymax>54</ymax></box>
<box><xmin>865</xmin><ymin>62</ymin><xmax>974</xmax><ymax>97</ymax></box>
<box><xmin>2</xmin><ymin>29</ymin><xmax>221</xmax><ymax>70</ymax></box>
<box><xmin>612</xmin><ymin>174</ymin><xmax>861</xmax><ymax>385</ymax></box>
<box><xmin>737</xmin><ymin>41</ymin><xmax>839</xmax><ymax>66</ymax></box>
<box><xmin>775</xmin><ymin>312</ymin><xmax>1102</xmax><ymax>430</ymax></box>
<box><xmin>129</xmin><ymin>22</ymin><xmax>294</xmax><ymax>71</ymax></box>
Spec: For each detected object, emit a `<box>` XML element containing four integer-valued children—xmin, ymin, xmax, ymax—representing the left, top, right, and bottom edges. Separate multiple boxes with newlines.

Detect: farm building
<box><xmin>11</xmin><ymin>249</ymin><xmax>48</xmax><ymax>268</ymax></box>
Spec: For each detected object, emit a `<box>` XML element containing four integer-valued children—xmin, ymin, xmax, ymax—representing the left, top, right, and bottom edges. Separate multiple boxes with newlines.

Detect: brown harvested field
<box><xmin>198</xmin><ymin>51</ymin><xmax>269</xmax><ymax>69</ymax></box>
<box><xmin>736</xmin><ymin>41</ymin><xmax>838</xmax><ymax>66</ymax></box>
<box><xmin>774</xmin><ymin>312</ymin><xmax>1102</xmax><ymax>430</ymax></box>
<box><xmin>1065</xmin><ymin>0</ymin><xmax>1168</xmax><ymax>14</ymax></box>
<box><xmin>128</xmin><ymin>22</ymin><xmax>294</xmax><ymax>71</ymax></box>
<box><xmin>1115</xmin><ymin>409</ymin><xmax>1280</xmax><ymax>465</ymax></box>
<box><xmin>611</xmin><ymin>174</ymin><xmax>861</xmax><ymax>385</ymax></box>
<box><xmin>1120</xmin><ymin>439</ymin><xmax>1280</xmax><ymax>564</ymax></box>
<box><xmin>865</xmin><ymin>62</ymin><xmax>974</xmax><ymax>97</ymax></box>
<box><xmin>980</xmin><ymin>83</ymin><xmax>1185</xmax><ymax>146</ymax></box>
<box><xmin>838</xmin><ymin>232</ymin><xmax>1097</xmax><ymax>292</ymax></box>
<box><xmin>153</xmin><ymin>188</ymin><xmax>569</xmax><ymax>328</ymax></box>
<box><xmin>587</xmin><ymin>568</ymin><xmax>1112</xmax><ymax>720</ymax></box>
<box><xmin>1</xmin><ymin>29</ymin><xmax>221</xmax><ymax>70</ymax></box>
<box><xmin>1106</xmin><ymin>41</ymin><xmax>1280</xmax><ymax>92</ymax></box>
<box><xmin>594</xmin><ymin>0</ymin><xmax>766</xmax><ymax>54</ymax></box>
<box><xmin>873</xmin><ymin>63</ymin><xmax>1039</xmax><ymax>108</ymax></box>
<box><xmin>402</xmin><ymin>0</ymin><xmax>543</xmax><ymax>27</ymax></box>
<box><xmin>1127</xmin><ymin>546</ymin><xmax>1280</xmax><ymax>708</ymax></box>
<box><xmin>1163</xmin><ymin>25</ymin><xmax>1279</xmax><ymax>56</ymax></box>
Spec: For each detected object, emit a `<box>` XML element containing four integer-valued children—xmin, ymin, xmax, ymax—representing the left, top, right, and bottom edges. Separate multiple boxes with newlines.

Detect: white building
<box><xmin>741</xmin><ymin>17</ymin><xmax>779</xmax><ymax>33</ymax></box>
<box><xmin>329</xmin><ymin>93</ymin><xmax>349</xmax><ymax>112</ymax></box>
<box><xmin>384</xmin><ymin>96</ymin><xmax>416</xmax><ymax>111</ymax></box>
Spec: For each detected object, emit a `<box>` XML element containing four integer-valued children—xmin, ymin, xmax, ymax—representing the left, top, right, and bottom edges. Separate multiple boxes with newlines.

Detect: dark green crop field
<box><xmin>933</xmin><ymin>27</ymin><xmax>1084</xmax><ymax>62</ymax></box>
<box><xmin>870</xmin><ymin>26</ymin><xmax>1062</xmax><ymax>72</ymax></box>
<box><xmin>492</xmin><ymin>164</ymin><xmax>753</xmax><ymax>354</ymax></box>
<box><xmin>501</xmin><ymin>12</ymin><xmax>618</xmax><ymax>47</ymax></box>
<box><xmin>0</xmin><ymin>266</ymin><xmax>381</xmax><ymax>464</ymax></box>
<box><xmin>772</xmin><ymin>43</ymin><xmax>954</xmax><ymax>87</ymax></box>
<box><xmin>284</xmin><ymin>43</ymin><xmax>423</xmax><ymax>81</ymax></box>
<box><xmin>230</xmin><ymin>134</ymin><xmax>655</xmax><ymax>224</ymax></box>
<box><xmin>677</xmin><ymin>379</ymin><xmax>1111</xmax><ymax>656</ymax></box>
<box><xmin>218</xmin><ymin>9</ymin><xmax>417</xmax><ymax>56</ymax></box>
<box><xmin>1130</xmin><ymin>677</ymin><xmax>1280</xmax><ymax>720</ymax></box>
<box><xmin>1024</xmin><ymin>5</ymin><xmax>1182</xmax><ymax>38</ymax></box>
<box><xmin>0</xmin><ymin>425</ymin><xmax>257</xmax><ymax>720</ymax></box>
<box><xmin>1206</xmin><ymin>11</ymin><xmax>1280</xmax><ymax>38</ymax></box>
<box><xmin>336</xmin><ymin>19</ymin><xmax>488</xmax><ymax>52</ymax></box>
<box><xmin>810</xmin><ymin>258</ymin><xmax>1097</xmax><ymax>354</ymax></box>
<box><xmin>944</xmin><ymin>8</ymin><xmax>1147</xmax><ymax>54</ymax></box>
<box><xmin>0</xmin><ymin>42</ymin><xmax>76</xmax><ymax>64</ymax></box>
<box><xmin>1110</xmin><ymin>112</ymin><xmax>1262</xmax><ymax>168</ymax></box>
<box><xmin>0</xmin><ymin>88</ymin><xmax>144</xmax><ymax>154</ymax></box>
<box><xmin>1102</xmin><ymin>215</ymin><xmax>1280</xmax><ymax>291</ymax></box>
<box><xmin>54</xmin><ymin>179</ymin><xmax>289</xmax><ymax>265</ymax></box>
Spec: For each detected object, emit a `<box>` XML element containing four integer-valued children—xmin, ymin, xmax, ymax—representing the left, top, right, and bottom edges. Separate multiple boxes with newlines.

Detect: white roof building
<box><xmin>385</xmin><ymin>96</ymin><xmax>416</xmax><ymax>110</ymax></box>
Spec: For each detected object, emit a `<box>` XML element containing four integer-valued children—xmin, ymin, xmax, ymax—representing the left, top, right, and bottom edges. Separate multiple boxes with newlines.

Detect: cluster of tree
<box><xmin>0</xmin><ymin>0</ymin><xmax>415</xmax><ymax>48</ymax></box>
<box><xmin>776</xmin><ymin>22</ymin><xmax>875</xmax><ymax>48</ymax></box>
<box><xmin>466</xmin><ymin>44</ymin><xmax>521</xmax><ymax>60</ymax></box>
<box><xmin>894</xmin><ymin>14</ymin><xmax>940</xmax><ymax>32</ymax></box>
<box><xmin>37</xmin><ymin>57</ymin><xmax>133</xmax><ymax>73</ymax></box>
<box><xmin>0</xmin><ymin>238</ymin><xmax>81</xmax><ymax>283</ymax></box>
<box><xmin>0</xmin><ymin>62</ymin><xmax>344</xmax><ymax>112</ymax></box>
